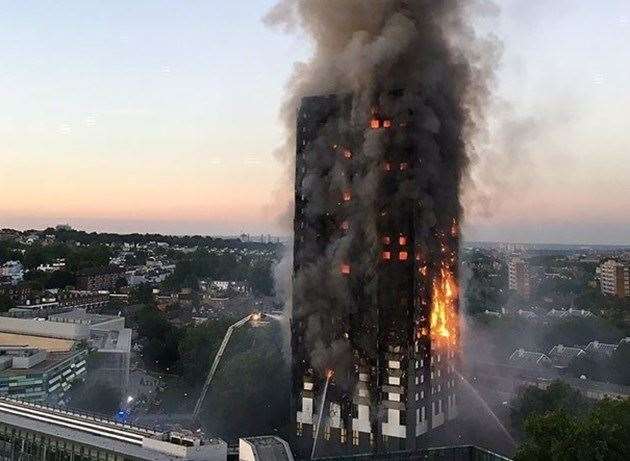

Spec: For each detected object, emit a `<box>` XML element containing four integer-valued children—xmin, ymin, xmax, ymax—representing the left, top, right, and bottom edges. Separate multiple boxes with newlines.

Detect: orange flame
<box><xmin>430</xmin><ymin>263</ymin><xmax>458</xmax><ymax>345</ymax></box>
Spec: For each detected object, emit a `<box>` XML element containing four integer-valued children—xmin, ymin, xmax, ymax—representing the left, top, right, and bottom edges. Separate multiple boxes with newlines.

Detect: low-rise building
<box><xmin>0</xmin><ymin>348</ymin><xmax>87</xmax><ymax>403</ymax></box>
<box><xmin>77</xmin><ymin>266</ymin><xmax>125</xmax><ymax>292</ymax></box>
<box><xmin>548</xmin><ymin>345</ymin><xmax>585</xmax><ymax>368</ymax></box>
<box><xmin>0</xmin><ymin>398</ymin><xmax>227</xmax><ymax>460</ymax></box>
<box><xmin>508</xmin><ymin>349</ymin><xmax>551</xmax><ymax>368</ymax></box>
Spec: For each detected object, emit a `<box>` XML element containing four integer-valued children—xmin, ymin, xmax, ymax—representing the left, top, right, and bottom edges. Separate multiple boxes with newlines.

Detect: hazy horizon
<box><xmin>2</xmin><ymin>1</ymin><xmax>629</xmax><ymax>245</ymax></box>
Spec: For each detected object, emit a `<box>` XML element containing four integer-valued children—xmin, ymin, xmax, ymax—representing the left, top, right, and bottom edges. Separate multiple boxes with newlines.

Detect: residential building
<box><xmin>36</xmin><ymin>259</ymin><xmax>67</xmax><ymax>273</ymax></box>
<box><xmin>508</xmin><ymin>349</ymin><xmax>551</xmax><ymax>368</ymax></box>
<box><xmin>0</xmin><ymin>261</ymin><xmax>23</xmax><ymax>285</ymax></box>
<box><xmin>584</xmin><ymin>341</ymin><xmax>618</xmax><ymax>359</ymax></box>
<box><xmin>508</xmin><ymin>258</ymin><xmax>530</xmax><ymax>298</ymax></box>
<box><xmin>547</xmin><ymin>345</ymin><xmax>585</xmax><ymax>368</ymax></box>
<box><xmin>291</xmin><ymin>94</ymin><xmax>460</xmax><ymax>458</ymax></box>
<box><xmin>76</xmin><ymin>266</ymin><xmax>125</xmax><ymax>292</ymax></box>
<box><xmin>599</xmin><ymin>259</ymin><xmax>630</xmax><ymax>298</ymax></box>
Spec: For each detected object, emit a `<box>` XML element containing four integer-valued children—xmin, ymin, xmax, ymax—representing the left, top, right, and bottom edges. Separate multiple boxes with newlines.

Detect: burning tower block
<box><xmin>291</xmin><ymin>92</ymin><xmax>461</xmax><ymax>459</ymax></box>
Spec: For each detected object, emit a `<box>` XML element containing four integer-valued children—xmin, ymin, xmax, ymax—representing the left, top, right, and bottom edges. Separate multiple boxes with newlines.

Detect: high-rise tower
<box><xmin>291</xmin><ymin>92</ymin><xmax>460</xmax><ymax>459</ymax></box>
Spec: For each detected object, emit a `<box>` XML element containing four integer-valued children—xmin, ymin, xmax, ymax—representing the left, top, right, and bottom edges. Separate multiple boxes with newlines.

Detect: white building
<box><xmin>36</xmin><ymin>259</ymin><xmax>67</xmax><ymax>273</ymax></box>
<box><xmin>0</xmin><ymin>261</ymin><xmax>24</xmax><ymax>284</ymax></box>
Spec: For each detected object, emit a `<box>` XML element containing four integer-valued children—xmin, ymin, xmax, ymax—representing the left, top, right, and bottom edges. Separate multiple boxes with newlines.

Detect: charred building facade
<box><xmin>291</xmin><ymin>92</ymin><xmax>461</xmax><ymax>459</ymax></box>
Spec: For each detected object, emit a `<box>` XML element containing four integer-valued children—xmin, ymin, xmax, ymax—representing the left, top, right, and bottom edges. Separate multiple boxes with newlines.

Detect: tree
<box><xmin>515</xmin><ymin>398</ymin><xmax>630</xmax><ymax>461</ymax></box>
<box><xmin>130</xmin><ymin>284</ymin><xmax>155</xmax><ymax>307</ymax></box>
<box><xmin>0</xmin><ymin>294</ymin><xmax>14</xmax><ymax>313</ymax></box>
<box><xmin>136</xmin><ymin>307</ymin><xmax>180</xmax><ymax>371</ymax></box>
<box><xmin>177</xmin><ymin>319</ymin><xmax>233</xmax><ymax>382</ymax></box>
<box><xmin>510</xmin><ymin>381</ymin><xmax>591</xmax><ymax>434</ymax></box>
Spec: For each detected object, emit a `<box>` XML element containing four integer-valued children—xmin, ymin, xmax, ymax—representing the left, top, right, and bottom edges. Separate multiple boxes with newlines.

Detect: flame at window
<box><xmin>430</xmin><ymin>263</ymin><xmax>458</xmax><ymax>344</ymax></box>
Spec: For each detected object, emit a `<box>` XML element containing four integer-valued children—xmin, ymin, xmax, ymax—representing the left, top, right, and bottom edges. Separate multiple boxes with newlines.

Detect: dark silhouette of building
<box><xmin>291</xmin><ymin>94</ymin><xmax>460</xmax><ymax>459</ymax></box>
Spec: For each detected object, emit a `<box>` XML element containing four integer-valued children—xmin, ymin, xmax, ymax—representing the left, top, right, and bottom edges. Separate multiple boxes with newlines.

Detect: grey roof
<box><xmin>584</xmin><ymin>341</ymin><xmax>618</xmax><ymax>357</ymax></box>
<box><xmin>548</xmin><ymin>345</ymin><xmax>585</xmax><ymax>367</ymax></box>
<box><xmin>241</xmin><ymin>436</ymin><xmax>293</xmax><ymax>461</ymax></box>
<box><xmin>49</xmin><ymin>309</ymin><xmax>118</xmax><ymax>326</ymax></box>
<box><xmin>508</xmin><ymin>349</ymin><xmax>550</xmax><ymax>367</ymax></box>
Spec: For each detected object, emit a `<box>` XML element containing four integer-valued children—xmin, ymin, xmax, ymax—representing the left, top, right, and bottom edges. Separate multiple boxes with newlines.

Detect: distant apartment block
<box><xmin>0</xmin><ymin>261</ymin><xmax>24</xmax><ymax>285</ymax></box>
<box><xmin>508</xmin><ymin>258</ymin><xmax>531</xmax><ymax>298</ymax></box>
<box><xmin>599</xmin><ymin>259</ymin><xmax>630</xmax><ymax>298</ymax></box>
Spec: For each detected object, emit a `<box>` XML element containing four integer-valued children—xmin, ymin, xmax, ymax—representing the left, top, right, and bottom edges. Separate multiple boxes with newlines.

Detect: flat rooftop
<box><xmin>0</xmin><ymin>351</ymin><xmax>82</xmax><ymax>377</ymax></box>
<box><xmin>49</xmin><ymin>310</ymin><xmax>118</xmax><ymax>326</ymax></box>
<box><xmin>90</xmin><ymin>328</ymin><xmax>132</xmax><ymax>353</ymax></box>
<box><xmin>0</xmin><ymin>333</ymin><xmax>76</xmax><ymax>352</ymax></box>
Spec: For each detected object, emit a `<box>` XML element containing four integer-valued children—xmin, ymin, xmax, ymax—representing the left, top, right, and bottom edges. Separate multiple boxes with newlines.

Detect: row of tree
<box><xmin>511</xmin><ymin>382</ymin><xmax>629</xmax><ymax>460</ymax></box>
<box><xmin>162</xmin><ymin>248</ymin><xmax>275</xmax><ymax>296</ymax></box>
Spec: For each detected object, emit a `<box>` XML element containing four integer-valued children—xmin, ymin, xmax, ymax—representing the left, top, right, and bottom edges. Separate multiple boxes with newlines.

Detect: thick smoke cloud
<box><xmin>267</xmin><ymin>1</ymin><xmax>498</xmax><ymax>382</ymax></box>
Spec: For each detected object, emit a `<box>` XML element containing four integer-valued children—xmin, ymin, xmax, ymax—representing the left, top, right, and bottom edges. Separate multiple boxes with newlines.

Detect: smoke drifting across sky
<box><xmin>265</xmin><ymin>0</ymin><xmax>501</xmax><ymax>232</ymax></box>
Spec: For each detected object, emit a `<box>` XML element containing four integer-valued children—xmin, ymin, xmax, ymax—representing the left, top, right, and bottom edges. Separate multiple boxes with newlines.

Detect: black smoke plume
<box><xmin>267</xmin><ymin>0</ymin><xmax>497</xmax><ymax>382</ymax></box>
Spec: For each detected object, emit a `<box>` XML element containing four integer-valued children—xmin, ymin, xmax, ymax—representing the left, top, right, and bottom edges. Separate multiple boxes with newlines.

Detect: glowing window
<box><xmin>343</xmin><ymin>191</ymin><xmax>352</xmax><ymax>202</ymax></box>
<box><xmin>342</xmin><ymin>148</ymin><xmax>352</xmax><ymax>159</ymax></box>
<box><xmin>341</xmin><ymin>221</ymin><xmax>350</xmax><ymax>231</ymax></box>
<box><xmin>399</xmin><ymin>251</ymin><xmax>409</xmax><ymax>261</ymax></box>
<box><xmin>341</xmin><ymin>264</ymin><xmax>351</xmax><ymax>275</ymax></box>
<box><xmin>399</xmin><ymin>236</ymin><xmax>407</xmax><ymax>246</ymax></box>
<box><xmin>370</xmin><ymin>119</ymin><xmax>381</xmax><ymax>129</ymax></box>
<box><xmin>382</xmin><ymin>236</ymin><xmax>391</xmax><ymax>245</ymax></box>
<box><xmin>382</xmin><ymin>251</ymin><xmax>391</xmax><ymax>261</ymax></box>
<box><xmin>400</xmin><ymin>162</ymin><xmax>408</xmax><ymax>171</ymax></box>
<box><xmin>383</xmin><ymin>120</ymin><xmax>392</xmax><ymax>128</ymax></box>
<box><xmin>384</xmin><ymin>162</ymin><xmax>392</xmax><ymax>172</ymax></box>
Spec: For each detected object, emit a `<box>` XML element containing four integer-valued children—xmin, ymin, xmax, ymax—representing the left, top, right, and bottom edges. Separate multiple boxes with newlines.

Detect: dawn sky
<box><xmin>1</xmin><ymin>0</ymin><xmax>629</xmax><ymax>244</ymax></box>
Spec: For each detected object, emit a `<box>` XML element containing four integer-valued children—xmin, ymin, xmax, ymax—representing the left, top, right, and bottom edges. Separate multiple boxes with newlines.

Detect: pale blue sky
<box><xmin>0</xmin><ymin>1</ymin><xmax>629</xmax><ymax>244</ymax></box>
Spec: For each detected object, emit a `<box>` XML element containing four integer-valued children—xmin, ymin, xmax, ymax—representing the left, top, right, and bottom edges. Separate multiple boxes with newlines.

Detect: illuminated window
<box><xmin>352</xmin><ymin>430</ymin><xmax>359</xmax><ymax>446</ymax></box>
<box><xmin>382</xmin><ymin>236</ymin><xmax>391</xmax><ymax>245</ymax></box>
<box><xmin>324</xmin><ymin>427</ymin><xmax>330</xmax><ymax>441</ymax></box>
<box><xmin>343</xmin><ymin>148</ymin><xmax>352</xmax><ymax>159</ymax></box>
<box><xmin>400</xmin><ymin>162</ymin><xmax>408</xmax><ymax>171</ymax></box>
<box><xmin>399</xmin><ymin>251</ymin><xmax>409</xmax><ymax>261</ymax></box>
<box><xmin>341</xmin><ymin>264</ymin><xmax>351</xmax><ymax>275</ymax></box>
<box><xmin>383</xmin><ymin>120</ymin><xmax>392</xmax><ymax>128</ymax></box>
<box><xmin>341</xmin><ymin>428</ymin><xmax>347</xmax><ymax>443</ymax></box>
<box><xmin>341</xmin><ymin>221</ymin><xmax>350</xmax><ymax>231</ymax></box>
<box><xmin>399</xmin><ymin>236</ymin><xmax>407</xmax><ymax>246</ymax></box>
<box><xmin>370</xmin><ymin>119</ymin><xmax>381</xmax><ymax>129</ymax></box>
<box><xmin>384</xmin><ymin>162</ymin><xmax>392</xmax><ymax>172</ymax></box>
<box><xmin>343</xmin><ymin>191</ymin><xmax>352</xmax><ymax>202</ymax></box>
<box><xmin>382</xmin><ymin>251</ymin><xmax>391</xmax><ymax>261</ymax></box>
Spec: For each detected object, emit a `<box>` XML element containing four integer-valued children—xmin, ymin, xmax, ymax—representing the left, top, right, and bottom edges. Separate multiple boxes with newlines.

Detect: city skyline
<box><xmin>1</xmin><ymin>1</ymin><xmax>630</xmax><ymax>245</ymax></box>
